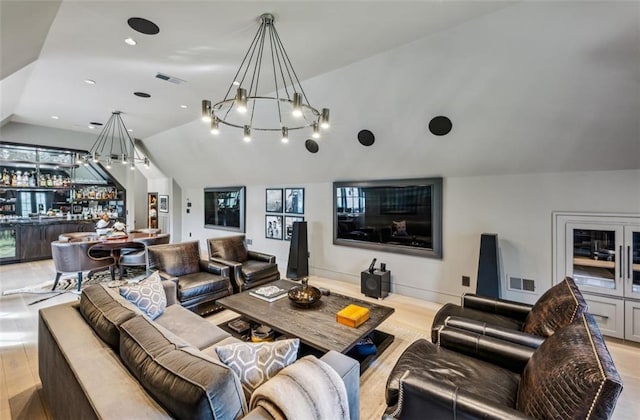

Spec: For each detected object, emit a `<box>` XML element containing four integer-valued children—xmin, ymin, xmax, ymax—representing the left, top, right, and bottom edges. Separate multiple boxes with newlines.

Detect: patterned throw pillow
<box><xmin>215</xmin><ymin>338</ymin><xmax>300</xmax><ymax>396</ymax></box>
<box><xmin>119</xmin><ymin>271</ymin><xmax>167</xmax><ymax>320</ymax></box>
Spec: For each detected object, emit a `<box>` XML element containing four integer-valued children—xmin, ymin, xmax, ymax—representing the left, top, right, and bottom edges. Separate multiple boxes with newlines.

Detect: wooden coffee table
<box><xmin>216</xmin><ymin>279</ymin><xmax>395</xmax><ymax>371</ymax></box>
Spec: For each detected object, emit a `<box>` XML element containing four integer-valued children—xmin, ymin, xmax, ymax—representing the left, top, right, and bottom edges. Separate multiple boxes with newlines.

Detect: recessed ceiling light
<box><xmin>232</xmin><ymin>81</ymin><xmax>240</xmax><ymax>86</ymax></box>
<box><xmin>88</xmin><ymin>125</ymin><xmax>96</xmax><ymax>130</ymax></box>
<box><xmin>84</xmin><ymin>79</ymin><xmax>96</xmax><ymax>85</ymax></box>
<box><xmin>127</xmin><ymin>129</ymin><xmax>133</xmax><ymax>132</ymax></box>
<box><xmin>127</xmin><ymin>17</ymin><xmax>160</xmax><ymax>35</ymax></box>
<box><xmin>180</xmin><ymin>105</ymin><xmax>188</xmax><ymax>109</ymax></box>
<box><xmin>124</xmin><ymin>37</ymin><xmax>137</xmax><ymax>46</ymax></box>
<box><xmin>51</xmin><ymin>115</ymin><xmax>59</xmax><ymax>120</ymax></box>
<box><xmin>134</xmin><ymin>91</ymin><xmax>151</xmax><ymax>98</ymax></box>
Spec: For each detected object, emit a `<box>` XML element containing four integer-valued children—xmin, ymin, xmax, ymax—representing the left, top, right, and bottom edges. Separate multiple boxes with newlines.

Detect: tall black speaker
<box><xmin>287</xmin><ymin>221</ymin><xmax>309</xmax><ymax>280</ymax></box>
<box><xmin>476</xmin><ymin>233</ymin><xmax>500</xmax><ymax>298</ymax></box>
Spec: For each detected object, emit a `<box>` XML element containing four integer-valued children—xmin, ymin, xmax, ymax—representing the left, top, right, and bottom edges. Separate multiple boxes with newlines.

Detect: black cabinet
<box><xmin>361</xmin><ymin>269</ymin><xmax>390</xmax><ymax>299</ymax></box>
<box><xmin>18</xmin><ymin>222</ymin><xmax>94</xmax><ymax>261</ymax></box>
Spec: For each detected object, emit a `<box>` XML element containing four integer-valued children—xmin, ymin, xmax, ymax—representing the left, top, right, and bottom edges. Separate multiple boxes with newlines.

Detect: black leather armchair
<box><xmin>147</xmin><ymin>241</ymin><xmax>232</xmax><ymax>316</ymax></box>
<box><xmin>430</xmin><ymin>276</ymin><xmax>588</xmax><ymax>346</ymax></box>
<box><xmin>386</xmin><ymin>314</ymin><xmax>623</xmax><ymax>419</ymax></box>
<box><xmin>207</xmin><ymin>235</ymin><xmax>280</xmax><ymax>293</ymax></box>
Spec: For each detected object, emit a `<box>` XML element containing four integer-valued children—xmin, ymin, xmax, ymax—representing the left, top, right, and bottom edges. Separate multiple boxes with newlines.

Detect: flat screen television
<box><xmin>204</xmin><ymin>186</ymin><xmax>245</xmax><ymax>232</ymax></box>
<box><xmin>333</xmin><ymin>178</ymin><xmax>443</xmax><ymax>258</ymax></box>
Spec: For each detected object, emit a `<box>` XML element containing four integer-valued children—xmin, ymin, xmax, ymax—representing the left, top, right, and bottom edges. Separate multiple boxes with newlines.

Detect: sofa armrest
<box><xmin>161</xmin><ymin>279</ymin><xmax>178</xmax><ymax>306</ymax></box>
<box><xmin>462</xmin><ymin>293</ymin><xmax>532</xmax><ymax>321</ymax></box>
<box><xmin>388</xmin><ymin>372</ymin><xmax>533</xmax><ymax>420</ymax></box>
<box><xmin>320</xmin><ymin>350</ymin><xmax>360</xmax><ymax>420</ymax></box>
<box><xmin>248</xmin><ymin>250</ymin><xmax>276</xmax><ymax>263</ymax></box>
<box><xmin>436</xmin><ymin>326</ymin><xmax>534</xmax><ymax>373</ymax></box>
<box><xmin>443</xmin><ymin>316</ymin><xmax>545</xmax><ymax>349</ymax></box>
<box><xmin>199</xmin><ymin>259</ymin><xmax>230</xmax><ymax>278</ymax></box>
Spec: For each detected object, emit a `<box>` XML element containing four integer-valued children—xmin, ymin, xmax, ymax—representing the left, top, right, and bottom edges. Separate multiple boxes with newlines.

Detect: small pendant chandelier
<box><xmin>202</xmin><ymin>13</ymin><xmax>330</xmax><ymax>145</ymax></box>
<box><xmin>80</xmin><ymin>111</ymin><xmax>150</xmax><ymax>171</ymax></box>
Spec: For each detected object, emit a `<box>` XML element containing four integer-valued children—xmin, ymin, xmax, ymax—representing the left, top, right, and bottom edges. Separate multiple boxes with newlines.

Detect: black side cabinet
<box><xmin>361</xmin><ymin>269</ymin><xmax>390</xmax><ymax>299</ymax></box>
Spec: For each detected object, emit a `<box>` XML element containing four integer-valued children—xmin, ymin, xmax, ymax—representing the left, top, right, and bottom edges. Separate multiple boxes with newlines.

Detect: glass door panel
<box><xmin>566</xmin><ymin>223</ymin><xmax>624</xmax><ymax>296</ymax></box>
<box><xmin>625</xmin><ymin>225</ymin><xmax>640</xmax><ymax>299</ymax></box>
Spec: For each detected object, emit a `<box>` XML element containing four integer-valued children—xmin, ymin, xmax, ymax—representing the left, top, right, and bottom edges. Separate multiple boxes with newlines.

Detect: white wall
<box><xmin>180</xmin><ymin>169</ymin><xmax>640</xmax><ymax>305</ymax></box>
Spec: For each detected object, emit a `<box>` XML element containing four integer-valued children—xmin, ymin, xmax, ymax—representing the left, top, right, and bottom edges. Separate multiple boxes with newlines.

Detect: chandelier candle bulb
<box><xmin>201</xmin><ymin>100</ymin><xmax>212</xmax><ymax>122</ymax></box>
<box><xmin>281</xmin><ymin>127</ymin><xmax>289</xmax><ymax>143</ymax></box>
<box><xmin>312</xmin><ymin>122</ymin><xmax>320</xmax><ymax>139</ymax></box>
<box><xmin>320</xmin><ymin>108</ymin><xmax>330</xmax><ymax>129</ymax></box>
<box><xmin>210</xmin><ymin>118</ymin><xmax>220</xmax><ymax>135</ymax></box>
<box><xmin>236</xmin><ymin>88</ymin><xmax>248</xmax><ymax>113</ymax></box>
<box><xmin>243</xmin><ymin>125</ymin><xmax>251</xmax><ymax>142</ymax></box>
<box><xmin>292</xmin><ymin>93</ymin><xmax>303</xmax><ymax>117</ymax></box>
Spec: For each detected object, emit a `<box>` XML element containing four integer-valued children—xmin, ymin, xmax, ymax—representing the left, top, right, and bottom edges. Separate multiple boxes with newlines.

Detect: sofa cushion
<box><xmin>79</xmin><ymin>283</ymin><xmax>142</xmax><ymax>350</ymax></box>
<box><xmin>209</xmin><ymin>235</ymin><xmax>248</xmax><ymax>263</ymax></box>
<box><xmin>385</xmin><ymin>338</ymin><xmax>520</xmax><ymax>408</ymax></box>
<box><xmin>216</xmin><ymin>339</ymin><xmax>300</xmax><ymax>397</ymax></box>
<box><xmin>522</xmin><ymin>276</ymin><xmax>587</xmax><ymax>337</ymax></box>
<box><xmin>119</xmin><ymin>315</ymin><xmax>246</xmax><ymax>420</ymax></box>
<box><xmin>155</xmin><ymin>304</ymin><xmax>231</xmax><ymax>350</ymax></box>
<box><xmin>517</xmin><ymin>314</ymin><xmax>623</xmax><ymax>419</ymax></box>
<box><xmin>119</xmin><ymin>271</ymin><xmax>167</xmax><ymax>320</ymax></box>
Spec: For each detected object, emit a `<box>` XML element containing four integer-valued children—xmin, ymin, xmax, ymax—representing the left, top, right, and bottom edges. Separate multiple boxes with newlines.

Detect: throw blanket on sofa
<box><xmin>249</xmin><ymin>355</ymin><xmax>349</xmax><ymax>420</ymax></box>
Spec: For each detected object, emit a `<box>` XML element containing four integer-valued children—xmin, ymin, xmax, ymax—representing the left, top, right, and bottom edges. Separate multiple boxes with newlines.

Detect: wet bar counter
<box><xmin>0</xmin><ymin>218</ymin><xmax>97</xmax><ymax>264</ymax></box>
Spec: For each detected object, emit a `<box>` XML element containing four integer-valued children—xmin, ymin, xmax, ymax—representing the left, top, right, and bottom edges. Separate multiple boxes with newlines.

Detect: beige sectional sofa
<box><xmin>38</xmin><ymin>279</ymin><xmax>360</xmax><ymax>419</ymax></box>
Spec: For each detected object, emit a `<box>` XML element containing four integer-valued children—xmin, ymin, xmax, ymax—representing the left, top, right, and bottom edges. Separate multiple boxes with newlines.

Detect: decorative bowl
<box><xmin>288</xmin><ymin>279</ymin><xmax>321</xmax><ymax>308</ymax></box>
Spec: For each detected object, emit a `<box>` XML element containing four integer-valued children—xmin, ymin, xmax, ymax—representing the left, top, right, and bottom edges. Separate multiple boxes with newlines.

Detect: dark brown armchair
<box><xmin>51</xmin><ymin>240</ymin><xmax>115</xmax><ymax>292</ymax></box>
<box><xmin>385</xmin><ymin>314</ymin><xmax>622</xmax><ymax>419</ymax></box>
<box><xmin>207</xmin><ymin>235</ymin><xmax>280</xmax><ymax>293</ymax></box>
<box><xmin>430</xmin><ymin>276</ymin><xmax>588</xmax><ymax>347</ymax></box>
<box><xmin>147</xmin><ymin>240</ymin><xmax>232</xmax><ymax>316</ymax></box>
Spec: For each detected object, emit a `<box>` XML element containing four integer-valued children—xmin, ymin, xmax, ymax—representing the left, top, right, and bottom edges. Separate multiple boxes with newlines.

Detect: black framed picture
<box><xmin>265</xmin><ymin>215</ymin><xmax>283</xmax><ymax>240</ymax></box>
<box><xmin>159</xmin><ymin>195</ymin><xmax>169</xmax><ymax>213</ymax></box>
<box><xmin>265</xmin><ymin>188</ymin><xmax>283</xmax><ymax>213</ymax></box>
<box><xmin>284</xmin><ymin>216</ymin><xmax>304</xmax><ymax>240</ymax></box>
<box><xmin>285</xmin><ymin>188</ymin><xmax>304</xmax><ymax>214</ymax></box>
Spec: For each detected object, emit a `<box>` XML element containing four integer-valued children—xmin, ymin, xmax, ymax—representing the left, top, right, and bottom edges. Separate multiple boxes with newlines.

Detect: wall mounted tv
<box><xmin>333</xmin><ymin>178</ymin><xmax>443</xmax><ymax>258</ymax></box>
<box><xmin>204</xmin><ymin>186</ymin><xmax>246</xmax><ymax>232</ymax></box>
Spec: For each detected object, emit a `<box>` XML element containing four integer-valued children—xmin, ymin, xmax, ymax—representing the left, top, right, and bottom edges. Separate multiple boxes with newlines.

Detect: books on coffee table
<box><xmin>249</xmin><ymin>285</ymin><xmax>289</xmax><ymax>302</ymax></box>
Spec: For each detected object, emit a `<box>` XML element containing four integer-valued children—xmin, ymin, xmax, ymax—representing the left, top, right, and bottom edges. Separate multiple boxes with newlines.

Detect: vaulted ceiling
<box><xmin>1</xmin><ymin>1</ymin><xmax>639</xmax><ymax>187</ymax></box>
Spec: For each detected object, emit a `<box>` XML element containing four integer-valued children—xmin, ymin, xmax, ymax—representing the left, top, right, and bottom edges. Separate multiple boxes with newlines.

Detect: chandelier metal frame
<box><xmin>202</xmin><ymin>13</ymin><xmax>330</xmax><ymax>142</ymax></box>
<box><xmin>80</xmin><ymin>111</ymin><xmax>149</xmax><ymax>170</ymax></box>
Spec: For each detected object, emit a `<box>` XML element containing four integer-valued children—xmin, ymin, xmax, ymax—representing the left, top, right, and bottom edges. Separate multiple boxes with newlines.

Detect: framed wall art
<box><xmin>285</xmin><ymin>188</ymin><xmax>304</xmax><ymax>214</ymax></box>
<box><xmin>265</xmin><ymin>188</ymin><xmax>283</xmax><ymax>213</ymax></box>
<box><xmin>265</xmin><ymin>214</ymin><xmax>283</xmax><ymax>240</ymax></box>
<box><xmin>158</xmin><ymin>195</ymin><xmax>169</xmax><ymax>213</ymax></box>
<box><xmin>284</xmin><ymin>216</ymin><xmax>304</xmax><ymax>240</ymax></box>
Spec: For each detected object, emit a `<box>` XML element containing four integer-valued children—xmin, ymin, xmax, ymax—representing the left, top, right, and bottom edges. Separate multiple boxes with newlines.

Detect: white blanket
<box><xmin>249</xmin><ymin>355</ymin><xmax>350</xmax><ymax>420</ymax></box>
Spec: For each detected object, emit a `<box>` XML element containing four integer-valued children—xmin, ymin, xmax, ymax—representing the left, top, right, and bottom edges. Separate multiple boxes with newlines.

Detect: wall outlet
<box><xmin>462</xmin><ymin>275</ymin><xmax>471</xmax><ymax>287</ymax></box>
<box><xmin>246</xmin><ymin>238</ymin><xmax>252</xmax><ymax>245</ymax></box>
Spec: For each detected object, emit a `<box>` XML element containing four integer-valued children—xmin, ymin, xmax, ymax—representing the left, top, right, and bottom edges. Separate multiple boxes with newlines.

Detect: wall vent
<box><xmin>155</xmin><ymin>73</ymin><xmax>186</xmax><ymax>84</ymax></box>
<box><xmin>522</xmin><ymin>278</ymin><xmax>536</xmax><ymax>292</ymax></box>
<box><xmin>507</xmin><ymin>275</ymin><xmax>536</xmax><ymax>294</ymax></box>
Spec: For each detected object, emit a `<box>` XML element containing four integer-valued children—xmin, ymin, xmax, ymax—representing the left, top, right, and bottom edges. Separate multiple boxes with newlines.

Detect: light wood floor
<box><xmin>1</xmin><ymin>260</ymin><xmax>639</xmax><ymax>419</ymax></box>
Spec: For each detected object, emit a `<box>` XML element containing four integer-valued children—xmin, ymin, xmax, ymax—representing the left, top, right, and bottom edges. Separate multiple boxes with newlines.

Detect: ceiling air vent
<box><xmin>155</xmin><ymin>73</ymin><xmax>186</xmax><ymax>85</ymax></box>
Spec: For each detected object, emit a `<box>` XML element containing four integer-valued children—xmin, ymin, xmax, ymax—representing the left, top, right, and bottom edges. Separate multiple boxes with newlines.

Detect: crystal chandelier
<box><xmin>201</xmin><ymin>13</ymin><xmax>330</xmax><ymax>144</ymax></box>
<box><xmin>79</xmin><ymin>111</ymin><xmax>149</xmax><ymax>170</ymax></box>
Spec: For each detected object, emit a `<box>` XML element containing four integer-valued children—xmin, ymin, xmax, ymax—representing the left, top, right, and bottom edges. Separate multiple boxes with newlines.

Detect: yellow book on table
<box><xmin>336</xmin><ymin>304</ymin><xmax>370</xmax><ymax>328</ymax></box>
